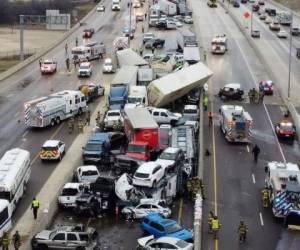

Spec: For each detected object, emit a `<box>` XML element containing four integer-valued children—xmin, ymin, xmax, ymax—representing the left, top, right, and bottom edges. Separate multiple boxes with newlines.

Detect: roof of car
<box><xmin>80</xmin><ymin>62</ymin><xmax>90</xmax><ymax>66</ymax></box>
<box><xmin>224</xmin><ymin>83</ymin><xmax>241</xmax><ymax>89</ymax></box>
<box><xmin>184</xmin><ymin>105</ymin><xmax>198</xmax><ymax>110</ymax></box>
<box><xmin>63</xmin><ymin>183</ymin><xmax>81</xmax><ymax>189</ymax></box>
<box><xmin>104</xmin><ymin>58</ymin><xmax>112</xmax><ymax>63</ymax></box>
<box><xmin>77</xmin><ymin>165</ymin><xmax>98</xmax><ymax>171</ymax></box>
<box><xmin>156</xmin><ymin>236</ymin><xmax>181</xmax><ymax>244</ymax></box>
<box><xmin>163</xmin><ymin>147</ymin><xmax>180</xmax><ymax>154</ymax></box>
<box><xmin>42</xmin><ymin>140</ymin><xmax>61</xmax><ymax>147</ymax></box>
<box><xmin>137</xmin><ymin>162</ymin><xmax>161</xmax><ymax>173</ymax></box>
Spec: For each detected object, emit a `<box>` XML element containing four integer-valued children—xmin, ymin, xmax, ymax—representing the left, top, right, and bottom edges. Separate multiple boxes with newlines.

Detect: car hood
<box><xmin>105</xmin><ymin>116</ymin><xmax>121</xmax><ymax>122</ymax></box>
<box><xmin>110</xmin><ymin>104</ymin><xmax>123</xmax><ymax>110</ymax></box>
<box><xmin>34</xmin><ymin>230</ymin><xmax>52</xmax><ymax>240</ymax></box>
<box><xmin>83</xmin><ymin>150</ymin><xmax>102</xmax><ymax>155</ymax></box>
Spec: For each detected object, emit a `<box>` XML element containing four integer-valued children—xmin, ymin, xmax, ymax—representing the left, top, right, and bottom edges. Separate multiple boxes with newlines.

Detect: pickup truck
<box><xmin>148</xmin><ymin>107</ymin><xmax>181</xmax><ymax>125</ymax></box>
<box><xmin>78</xmin><ymin>83</ymin><xmax>104</xmax><ymax>103</ymax></box>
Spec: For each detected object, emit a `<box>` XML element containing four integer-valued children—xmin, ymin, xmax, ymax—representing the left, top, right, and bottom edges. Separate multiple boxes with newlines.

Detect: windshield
<box><xmin>42</xmin><ymin>146</ymin><xmax>58</xmax><ymax>151</ymax></box>
<box><xmin>43</xmin><ymin>62</ymin><xmax>53</xmax><ymax>65</ymax></box>
<box><xmin>85</xmin><ymin>143</ymin><xmax>102</xmax><ymax>151</ymax></box>
<box><xmin>61</xmin><ymin>188</ymin><xmax>79</xmax><ymax>196</ymax></box>
<box><xmin>176</xmin><ymin>240</ymin><xmax>189</xmax><ymax>248</ymax></box>
<box><xmin>184</xmin><ymin>109</ymin><xmax>197</xmax><ymax>114</ymax></box>
<box><xmin>128</xmin><ymin>144</ymin><xmax>147</xmax><ymax>153</ymax></box>
<box><xmin>108</xmin><ymin>112</ymin><xmax>120</xmax><ymax>117</ymax></box>
<box><xmin>104</xmin><ymin>62</ymin><xmax>112</xmax><ymax>67</ymax></box>
<box><xmin>134</xmin><ymin>172</ymin><xmax>149</xmax><ymax>178</ymax></box>
<box><xmin>165</xmin><ymin>223</ymin><xmax>182</xmax><ymax>234</ymax></box>
<box><xmin>72</xmin><ymin>50</ymin><xmax>85</xmax><ymax>55</ymax></box>
<box><xmin>280</xmin><ymin>124</ymin><xmax>294</xmax><ymax>131</ymax></box>
<box><xmin>80</xmin><ymin>65</ymin><xmax>89</xmax><ymax>70</ymax></box>
<box><xmin>110</xmin><ymin>100</ymin><xmax>125</xmax><ymax>105</ymax></box>
<box><xmin>127</xmin><ymin>97</ymin><xmax>142</xmax><ymax>103</ymax></box>
<box><xmin>160</xmin><ymin>152</ymin><xmax>176</xmax><ymax>160</ymax></box>
<box><xmin>0</xmin><ymin>192</ymin><xmax>11</xmax><ymax>202</ymax></box>
<box><xmin>82</xmin><ymin>170</ymin><xmax>98</xmax><ymax>176</ymax></box>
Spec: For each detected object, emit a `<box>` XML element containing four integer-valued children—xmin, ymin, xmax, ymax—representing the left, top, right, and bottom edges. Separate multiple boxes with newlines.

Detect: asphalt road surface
<box><xmin>190</xmin><ymin>0</ymin><xmax>300</xmax><ymax>249</ymax></box>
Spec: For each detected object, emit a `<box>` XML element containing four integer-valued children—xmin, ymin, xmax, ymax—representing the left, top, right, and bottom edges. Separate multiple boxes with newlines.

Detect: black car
<box><xmin>145</xmin><ymin>38</ymin><xmax>165</xmax><ymax>49</ymax></box>
<box><xmin>241</xmin><ymin>0</ymin><xmax>247</xmax><ymax>3</ymax></box>
<box><xmin>291</xmin><ymin>28</ymin><xmax>300</xmax><ymax>36</ymax></box>
<box><xmin>297</xmin><ymin>48</ymin><xmax>300</xmax><ymax>59</ymax></box>
<box><xmin>186</xmin><ymin>89</ymin><xmax>200</xmax><ymax>104</ymax></box>
<box><xmin>218</xmin><ymin>83</ymin><xmax>244</xmax><ymax>101</ymax></box>
<box><xmin>233</xmin><ymin>1</ymin><xmax>240</xmax><ymax>7</ymax></box>
<box><xmin>265</xmin><ymin>8</ymin><xmax>276</xmax><ymax>16</ymax></box>
<box><xmin>156</xmin><ymin>21</ymin><xmax>167</xmax><ymax>29</ymax></box>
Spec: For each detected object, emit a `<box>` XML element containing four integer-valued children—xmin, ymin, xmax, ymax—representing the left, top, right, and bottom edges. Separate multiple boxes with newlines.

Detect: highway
<box><xmin>0</xmin><ymin>0</ymin><xmax>142</xmax><ymax>224</ymax></box>
<box><xmin>190</xmin><ymin>0</ymin><xmax>300</xmax><ymax>249</ymax></box>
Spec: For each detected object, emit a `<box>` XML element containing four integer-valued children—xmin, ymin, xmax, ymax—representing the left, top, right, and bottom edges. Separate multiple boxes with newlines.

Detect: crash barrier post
<box><xmin>194</xmin><ymin>193</ymin><xmax>203</xmax><ymax>250</ymax></box>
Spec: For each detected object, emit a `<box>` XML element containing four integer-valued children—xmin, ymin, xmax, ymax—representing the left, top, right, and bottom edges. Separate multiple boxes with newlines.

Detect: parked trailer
<box><xmin>116</xmin><ymin>49</ymin><xmax>148</xmax><ymax>67</ymax></box>
<box><xmin>177</xmin><ymin>28</ymin><xmax>198</xmax><ymax>51</ymax></box>
<box><xmin>157</xmin><ymin>0</ymin><xmax>177</xmax><ymax>15</ymax></box>
<box><xmin>24</xmin><ymin>90</ymin><xmax>87</xmax><ymax>128</ymax></box>
<box><xmin>147</xmin><ymin>62</ymin><xmax>213</xmax><ymax>107</ymax></box>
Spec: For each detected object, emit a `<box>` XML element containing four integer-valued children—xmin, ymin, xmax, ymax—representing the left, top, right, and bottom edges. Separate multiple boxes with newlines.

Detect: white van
<box><xmin>125</xmin><ymin>86</ymin><xmax>148</xmax><ymax>109</ymax></box>
<box><xmin>0</xmin><ymin>148</ymin><xmax>31</xmax><ymax>212</ymax></box>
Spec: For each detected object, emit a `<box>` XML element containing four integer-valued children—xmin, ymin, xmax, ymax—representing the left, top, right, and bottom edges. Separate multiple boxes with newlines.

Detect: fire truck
<box><xmin>211</xmin><ymin>35</ymin><xmax>227</xmax><ymax>54</ymax></box>
<box><xmin>219</xmin><ymin>105</ymin><xmax>252</xmax><ymax>143</ymax></box>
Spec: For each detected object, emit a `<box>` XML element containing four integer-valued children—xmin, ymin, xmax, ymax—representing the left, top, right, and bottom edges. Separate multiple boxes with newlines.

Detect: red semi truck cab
<box><xmin>124</xmin><ymin>108</ymin><xmax>159</xmax><ymax>161</ymax></box>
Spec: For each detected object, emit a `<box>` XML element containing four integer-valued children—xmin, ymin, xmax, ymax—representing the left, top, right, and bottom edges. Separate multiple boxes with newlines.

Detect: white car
<box><xmin>104</xmin><ymin>110</ymin><xmax>124</xmax><ymax>129</ymax></box>
<box><xmin>156</xmin><ymin>147</ymin><xmax>185</xmax><ymax>172</ymax></box>
<box><xmin>133</xmin><ymin>162</ymin><xmax>165</xmax><ymax>188</ymax></box>
<box><xmin>133</xmin><ymin>1</ymin><xmax>141</xmax><ymax>8</ymax></box>
<box><xmin>175</xmin><ymin>20</ymin><xmax>183</xmax><ymax>28</ymax></box>
<box><xmin>184</xmin><ymin>16</ymin><xmax>193</xmax><ymax>24</ymax></box>
<box><xmin>137</xmin><ymin>236</ymin><xmax>194</xmax><ymax>250</ymax></box>
<box><xmin>269</xmin><ymin>21</ymin><xmax>280</xmax><ymax>31</ymax></box>
<box><xmin>40</xmin><ymin>59</ymin><xmax>57</xmax><ymax>74</ymax></box>
<box><xmin>277</xmin><ymin>30</ymin><xmax>288</xmax><ymax>38</ymax></box>
<box><xmin>143</xmin><ymin>32</ymin><xmax>155</xmax><ymax>44</ymax></box>
<box><xmin>75</xmin><ymin>165</ymin><xmax>100</xmax><ymax>184</ymax></box>
<box><xmin>148</xmin><ymin>107</ymin><xmax>182</xmax><ymax>125</ymax></box>
<box><xmin>121</xmin><ymin>199</ymin><xmax>171</xmax><ymax>219</ymax></box>
<box><xmin>40</xmin><ymin>140</ymin><xmax>65</xmax><ymax>161</ymax></box>
<box><xmin>58</xmin><ymin>183</ymin><xmax>83</xmax><ymax>208</ymax></box>
<box><xmin>97</xmin><ymin>5</ymin><xmax>105</xmax><ymax>11</ymax></box>
<box><xmin>183</xmin><ymin>105</ymin><xmax>199</xmax><ymax>121</ymax></box>
<box><xmin>78</xmin><ymin>62</ymin><xmax>92</xmax><ymax>77</ymax></box>
<box><xmin>102</xmin><ymin>58</ymin><xmax>115</xmax><ymax>73</ymax></box>
<box><xmin>264</xmin><ymin>16</ymin><xmax>272</xmax><ymax>24</ymax></box>
<box><xmin>143</xmin><ymin>53</ymin><xmax>154</xmax><ymax>62</ymax></box>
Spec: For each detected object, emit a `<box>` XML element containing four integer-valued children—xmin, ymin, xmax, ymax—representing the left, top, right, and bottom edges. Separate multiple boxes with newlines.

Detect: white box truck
<box><xmin>125</xmin><ymin>86</ymin><xmax>148</xmax><ymax>109</ymax></box>
<box><xmin>158</xmin><ymin>0</ymin><xmax>177</xmax><ymax>15</ymax></box>
<box><xmin>147</xmin><ymin>62</ymin><xmax>213</xmax><ymax>107</ymax></box>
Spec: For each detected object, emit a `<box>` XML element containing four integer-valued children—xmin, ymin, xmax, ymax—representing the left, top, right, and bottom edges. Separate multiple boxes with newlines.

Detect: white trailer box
<box><xmin>184</xmin><ymin>47</ymin><xmax>200</xmax><ymax>64</ymax></box>
<box><xmin>158</xmin><ymin>0</ymin><xmax>177</xmax><ymax>15</ymax></box>
<box><xmin>147</xmin><ymin>62</ymin><xmax>213</xmax><ymax>107</ymax></box>
<box><xmin>117</xmin><ymin>49</ymin><xmax>149</xmax><ymax>67</ymax></box>
<box><xmin>113</xmin><ymin>36</ymin><xmax>129</xmax><ymax>51</ymax></box>
<box><xmin>112</xmin><ymin>66</ymin><xmax>138</xmax><ymax>86</ymax></box>
<box><xmin>138</xmin><ymin>67</ymin><xmax>154</xmax><ymax>86</ymax></box>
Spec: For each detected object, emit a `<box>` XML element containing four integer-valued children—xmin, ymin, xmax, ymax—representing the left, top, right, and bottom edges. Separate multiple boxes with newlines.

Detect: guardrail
<box><xmin>0</xmin><ymin>48</ymin><xmax>45</xmax><ymax>59</ymax></box>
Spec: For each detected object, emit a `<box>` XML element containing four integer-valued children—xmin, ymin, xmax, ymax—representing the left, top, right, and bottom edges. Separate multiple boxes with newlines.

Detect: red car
<box><xmin>259</xmin><ymin>80</ymin><xmax>274</xmax><ymax>95</ymax></box>
<box><xmin>83</xmin><ymin>28</ymin><xmax>95</xmax><ymax>38</ymax></box>
<box><xmin>275</xmin><ymin>120</ymin><xmax>296</xmax><ymax>141</ymax></box>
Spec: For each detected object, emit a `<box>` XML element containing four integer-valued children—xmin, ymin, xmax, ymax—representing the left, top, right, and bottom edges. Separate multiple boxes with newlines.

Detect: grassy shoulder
<box><xmin>0</xmin><ymin>55</ymin><xmax>31</xmax><ymax>73</ymax></box>
<box><xmin>274</xmin><ymin>0</ymin><xmax>300</xmax><ymax>12</ymax></box>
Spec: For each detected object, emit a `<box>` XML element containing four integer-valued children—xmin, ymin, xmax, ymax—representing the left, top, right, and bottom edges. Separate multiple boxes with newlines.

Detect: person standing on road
<box><xmin>12</xmin><ymin>231</ymin><xmax>21</xmax><ymax>250</ymax></box>
<box><xmin>211</xmin><ymin>216</ymin><xmax>221</xmax><ymax>239</ymax></box>
<box><xmin>38</xmin><ymin>59</ymin><xmax>42</xmax><ymax>68</ymax></box>
<box><xmin>65</xmin><ymin>43</ymin><xmax>68</xmax><ymax>54</ymax></box>
<box><xmin>261</xmin><ymin>187</ymin><xmax>270</xmax><ymax>208</ymax></box>
<box><xmin>203</xmin><ymin>96</ymin><xmax>208</xmax><ymax>111</ymax></box>
<box><xmin>237</xmin><ymin>221</ymin><xmax>248</xmax><ymax>244</ymax></box>
<box><xmin>86</xmin><ymin>110</ymin><xmax>91</xmax><ymax>126</ymax></box>
<box><xmin>31</xmin><ymin>197</ymin><xmax>40</xmax><ymax>220</ymax></box>
<box><xmin>75</xmin><ymin>37</ymin><xmax>78</xmax><ymax>47</ymax></box>
<box><xmin>252</xmin><ymin>144</ymin><xmax>261</xmax><ymax>163</ymax></box>
<box><xmin>145</xmin><ymin>13</ymin><xmax>147</xmax><ymax>19</ymax></box>
<box><xmin>208</xmin><ymin>211</ymin><xmax>214</xmax><ymax>233</ymax></box>
<box><xmin>208</xmin><ymin>111</ymin><xmax>213</xmax><ymax>126</ymax></box>
<box><xmin>2</xmin><ymin>232</ymin><xmax>10</xmax><ymax>250</ymax></box>
<box><xmin>65</xmin><ymin>58</ymin><xmax>70</xmax><ymax>71</ymax></box>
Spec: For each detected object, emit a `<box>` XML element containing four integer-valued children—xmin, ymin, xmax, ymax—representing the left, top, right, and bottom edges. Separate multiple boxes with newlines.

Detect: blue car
<box><xmin>141</xmin><ymin>213</ymin><xmax>193</xmax><ymax>242</ymax></box>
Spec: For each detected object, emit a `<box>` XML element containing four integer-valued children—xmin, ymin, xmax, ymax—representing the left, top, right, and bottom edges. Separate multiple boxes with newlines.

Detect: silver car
<box><xmin>31</xmin><ymin>224</ymin><xmax>98</xmax><ymax>250</ymax></box>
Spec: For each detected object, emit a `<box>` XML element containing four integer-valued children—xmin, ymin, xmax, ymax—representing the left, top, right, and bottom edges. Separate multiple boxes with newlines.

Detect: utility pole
<box><xmin>129</xmin><ymin>0</ymin><xmax>132</xmax><ymax>47</ymax></box>
<box><xmin>288</xmin><ymin>11</ymin><xmax>293</xmax><ymax>99</ymax></box>
<box><xmin>250</xmin><ymin>7</ymin><xmax>253</xmax><ymax>33</ymax></box>
<box><xmin>19</xmin><ymin>15</ymin><xmax>25</xmax><ymax>61</ymax></box>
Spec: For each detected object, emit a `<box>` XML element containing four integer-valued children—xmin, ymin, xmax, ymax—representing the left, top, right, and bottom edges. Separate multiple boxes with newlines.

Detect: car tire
<box><xmin>37</xmin><ymin>244</ymin><xmax>48</xmax><ymax>250</ymax></box>
<box><xmin>152</xmin><ymin>180</ymin><xmax>157</xmax><ymax>188</ymax></box>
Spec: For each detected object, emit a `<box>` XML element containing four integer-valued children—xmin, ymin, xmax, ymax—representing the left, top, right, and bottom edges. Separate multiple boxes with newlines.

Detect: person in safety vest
<box><xmin>31</xmin><ymin>197</ymin><xmax>40</xmax><ymax>220</ymax></box>
<box><xmin>238</xmin><ymin>220</ymin><xmax>248</xmax><ymax>243</ymax></box>
<box><xmin>261</xmin><ymin>187</ymin><xmax>270</xmax><ymax>208</ymax></box>
<box><xmin>12</xmin><ymin>231</ymin><xmax>21</xmax><ymax>250</ymax></box>
<box><xmin>1</xmin><ymin>232</ymin><xmax>10</xmax><ymax>250</ymax></box>
<box><xmin>211</xmin><ymin>215</ymin><xmax>221</xmax><ymax>239</ymax></box>
<box><xmin>203</xmin><ymin>96</ymin><xmax>208</xmax><ymax>111</ymax></box>
<box><xmin>208</xmin><ymin>211</ymin><xmax>214</xmax><ymax>233</ymax></box>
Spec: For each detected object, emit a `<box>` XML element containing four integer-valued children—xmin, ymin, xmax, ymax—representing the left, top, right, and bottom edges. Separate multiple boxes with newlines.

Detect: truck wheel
<box><xmin>78</xmin><ymin>108</ymin><xmax>83</xmax><ymax>115</ymax></box>
<box><xmin>56</xmin><ymin>117</ymin><xmax>61</xmax><ymax>124</ymax></box>
<box><xmin>50</xmin><ymin>119</ymin><xmax>55</xmax><ymax>127</ymax></box>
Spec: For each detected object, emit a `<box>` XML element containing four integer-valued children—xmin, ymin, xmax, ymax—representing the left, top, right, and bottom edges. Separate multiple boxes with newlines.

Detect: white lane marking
<box><xmin>259</xmin><ymin>212</ymin><xmax>264</xmax><ymax>226</ymax></box>
<box><xmin>252</xmin><ymin>173</ymin><xmax>256</xmax><ymax>184</ymax></box>
<box><xmin>222</xmin><ymin>13</ymin><xmax>286</xmax><ymax>163</ymax></box>
<box><xmin>246</xmin><ymin>145</ymin><xmax>250</xmax><ymax>153</ymax></box>
<box><xmin>22</xmin><ymin>130</ymin><xmax>29</xmax><ymax>138</ymax></box>
<box><xmin>14</xmin><ymin>111</ymin><xmax>20</xmax><ymax>118</ymax></box>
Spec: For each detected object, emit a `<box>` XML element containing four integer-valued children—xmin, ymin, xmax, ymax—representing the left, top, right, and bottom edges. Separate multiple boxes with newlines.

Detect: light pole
<box><xmin>250</xmin><ymin>7</ymin><xmax>253</xmax><ymax>33</ymax></box>
<box><xmin>287</xmin><ymin>11</ymin><xmax>293</xmax><ymax>99</ymax></box>
<box><xmin>129</xmin><ymin>0</ymin><xmax>132</xmax><ymax>47</ymax></box>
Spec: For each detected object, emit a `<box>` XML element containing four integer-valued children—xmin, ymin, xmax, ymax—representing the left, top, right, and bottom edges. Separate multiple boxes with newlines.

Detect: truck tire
<box><xmin>56</xmin><ymin>117</ymin><xmax>61</xmax><ymax>124</ymax></box>
<box><xmin>78</xmin><ymin>108</ymin><xmax>83</xmax><ymax>115</ymax></box>
<box><xmin>50</xmin><ymin>119</ymin><xmax>55</xmax><ymax>127</ymax></box>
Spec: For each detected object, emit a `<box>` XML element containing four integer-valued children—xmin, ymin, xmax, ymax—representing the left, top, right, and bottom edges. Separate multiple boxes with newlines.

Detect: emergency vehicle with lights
<box><xmin>219</xmin><ymin>105</ymin><xmax>253</xmax><ymax>143</ymax></box>
<box><xmin>275</xmin><ymin>120</ymin><xmax>296</xmax><ymax>141</ymax></box>
<box><xmin>71</xmin><ymin>42</ymin><xmax>105</xmax><ymax>63</ymax></box>
<box><xmin>211</xmin><ymin>35</ymin><xmax>227</xmax><ymax>54</ymax></box>
<box><xmin>24</xmin><ymin>90</ymin><xmax>87</xmax><ymax>128</ymax></box>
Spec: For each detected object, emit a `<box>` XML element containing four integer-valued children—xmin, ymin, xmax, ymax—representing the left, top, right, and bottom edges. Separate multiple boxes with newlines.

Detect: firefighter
<box><xmin>38</xmin><ymin>59</ymin><xmax>42</xmax><ymax>68</ymax></box>
<box><xmin>12</xmin><ymin>231</ymin><xmax>21</xmax><ymax>250</ymax></box>
<box><xmin>78</xmin><ymin>118</ymin><xmax>84</xmax><ymax>133</ymax></box>
<box><xmin>142</xmin><ymin>25</ymin><xmax>144</xmax><ymax>33</ymax></box>
<box><xmin>65</xmin><ymin>43</ymin><xmax>68</xmax><ymax>54</ymax></box>
<box><xmin>75</xmin><ymin>37</ymin><xmax>78</xmax><ymax>47</ymax></box>
<box><xmin>254</xmin><ymin>89</ymin><xmax>259</xmax><ymax>103</ymax></box>
<box><xmin>31</xmin><ymin>197</ymin><xmax>40</xmax><ymax>220</ymax></box>
<box><xmin>248</xmin><ymin>89</ymin><xmax>253</xmax><ymax>103</ymax></box>
<box><xmin>203</xmin><ymin>96</ymin><xmax>208</xmax><ymax>111</ymax></box>
<box><xmin>200</xmin><ymin>179</ymin><xmax>205</xmax><ymax>200</ymax></box>
<box><xmin>86</xmin><ymin>110</ymin><xmax>91</xmax><ymax>126</ymax></box>
<box><xmin>68</xmin><ymin>117</ymin><xmax>75</xmax><ymax>134</ymax></box>
<box><xmin>139</xmin><ymin>47</ymin><xmax>143</xmax><ymax>56</ymax></box>
<box><xmin>2</xmin><ymin>232</ymin><xmax>9</xmax><ymax>250</ymax></box>
<box><xmin>208</xmin><ymin>111</ymin><xmax>213</xmax><ymax>127</ymax></box>
<box><xmin>208</xmin><ymin>211</ymin><xmax>214</xmax><ymax>233</ymax></box>
<box><xmin>203</xmin><ymin>50</ymin><xmax>207</xmax><ymax>62</ymax></box>
<box><xmin>238</xmin><ymin>220</ymin><xmax>248</xmax><ymax>243</ymax></box>
<box><xmin>211</xmin><ymin>215</ymin><xmax>221</xmax><ymax>239</ymax></box>
<box><xmin>95</xmin><ymin>111</ymin><xmax>101</xmax><ymax>126</ymax></box>
<box><xmin>261</xmin><ymin>187</ymin><xmax>270</xmax><ymax>208</ymax></box>
<box><xmin>259</xmin><ymin>89</ymin><xmax>265</xmax><ymax>103</ymax></box>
